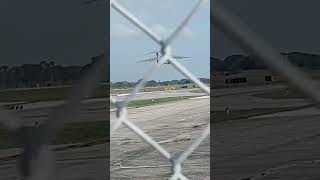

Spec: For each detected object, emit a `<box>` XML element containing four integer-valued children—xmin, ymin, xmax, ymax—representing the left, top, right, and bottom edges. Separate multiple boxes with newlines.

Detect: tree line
<box><xmin>212</xmin><ymin>52</ymin><xmax>320</xmax><ymax>73</ymax></box>
<box><xmin>111</xmin><ymin>78</ymin><xmax>210</xmax><ymax>89</ymax></box>
<box><xmin>0</xmin><ymin>57</ymin><xmax>107</xmax><ymax>89</ymax></box>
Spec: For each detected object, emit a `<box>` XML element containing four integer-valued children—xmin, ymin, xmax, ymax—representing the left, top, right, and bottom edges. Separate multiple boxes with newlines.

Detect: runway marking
<box><xmin>250</xmin><ymin>107</ymin><xmax>320</xmax><ymax>119</ymax></box>
<box><xmin>189</xmin><ymin>96</ymin><xmax>209</xmax><ymax>100</ymax></box>
<box><xmin>241</xmin><ymin>159</ymin><xmax>320</xmax><ymax>180</ymax></box>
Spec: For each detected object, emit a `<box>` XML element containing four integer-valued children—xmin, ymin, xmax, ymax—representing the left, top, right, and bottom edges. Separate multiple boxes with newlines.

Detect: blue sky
<box><xmin>110</xmin><ymin>0</ymin><xmax>210</xmax><ymax>82</ymax></box>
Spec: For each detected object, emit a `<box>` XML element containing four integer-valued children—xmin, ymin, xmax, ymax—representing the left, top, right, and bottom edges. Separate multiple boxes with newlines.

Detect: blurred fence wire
<box><xmin>110</xmin><ymin>0</ymin><xmax>210</xmax><ymax>179</ymax></box>
<box><xmin>209</xmin><ymin>1</ymin><xmax>320</xmax><ymax>179</ymax></box>
<box><xmin>0</xmin><ymin>57</ymin><xmax>106</xmax><ymax>179</ymax></box>
<box><xmin>211</xmin><ymin>2</ymin><xmax>320</xmax><ymax>104</ymax></box>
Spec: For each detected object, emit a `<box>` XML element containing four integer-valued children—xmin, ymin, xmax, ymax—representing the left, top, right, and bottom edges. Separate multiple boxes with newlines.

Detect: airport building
<box><xmin>214</xmin><ymin>70</ymin><xmax>283</xmax><ymax>86</ymax></box>
<box><xmin>211</xmin><ymin>57</ymin><xmax>285</xmax><ymax>87</ymax></box>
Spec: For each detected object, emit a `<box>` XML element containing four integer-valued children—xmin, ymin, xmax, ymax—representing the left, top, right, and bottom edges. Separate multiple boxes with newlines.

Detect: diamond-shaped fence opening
<box><xmin>110</xmin><ymin>0</ymin><xmax>210</xmax><ymax>179</ymax></box>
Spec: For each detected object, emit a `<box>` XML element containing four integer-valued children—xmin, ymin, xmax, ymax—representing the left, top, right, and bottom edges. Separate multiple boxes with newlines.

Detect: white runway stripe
<box><xmin>189</xmin><ymin>96</ymin><xmax>209</xmax><ymax>100</ymax></box>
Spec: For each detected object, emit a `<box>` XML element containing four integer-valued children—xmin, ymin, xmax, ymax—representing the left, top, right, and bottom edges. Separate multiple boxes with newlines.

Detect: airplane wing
<box><xmin>144</xmin><ymin>51</ymin><xmax>159</xmax><ymax>55</ymax></box>
<box><xmin>172</xmin><ymin>55</ymin><xmax>191</xmax><ymax>59</ymax></box>
<box><xmin>136</xmin><ymin>58</ymin><xmax>157</xmax><ymax>63</ymax></box>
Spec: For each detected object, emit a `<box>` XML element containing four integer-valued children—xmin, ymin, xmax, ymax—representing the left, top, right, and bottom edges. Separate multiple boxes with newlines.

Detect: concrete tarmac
<box><xmin>2</xmin><ymin>99</ymin><xmax>107</xmax><ymax>126</ymax></box>
<box><xmin>111</xmin><ymin>88</ymin><xmax>206</xmax><ymax>101</ymax></box>
<box><xmin>2</xmin><ymin>84</ymin><xmax>309</xmax><ymax>179</ymax></box>
<box><xmin>212</xmin><ymin>85</ymin><xmax>320</xmax><ymax>180</ymax></box>
<box><xmin>110</xmin><ymin>96</ymin><xmax>210</xmax><ymax>179</ymax></box>
<box><xmin>0</xmin><ymin>144</ymin><xmax>108</xmax><ymax>180</ymax></box>
<box><xmin>213</xmin><ymin>115</ymin><xmax>320</xmax><ymax>180</ymax></box>
<box><xmin>0</xmin><ymin>88</ymin><xmax>209</xmax><ymax>179</ymax></box>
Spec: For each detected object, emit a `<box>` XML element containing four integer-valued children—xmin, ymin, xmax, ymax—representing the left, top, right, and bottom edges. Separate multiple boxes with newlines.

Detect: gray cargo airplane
<box><xmin>137</xmin><ymin>51</ymin><xmax>190</xmax><ymax>64</ymax></box>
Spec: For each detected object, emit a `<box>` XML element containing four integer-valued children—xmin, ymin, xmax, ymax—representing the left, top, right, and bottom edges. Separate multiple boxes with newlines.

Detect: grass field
<box><xmin>253</xmin><ymin>88</ymin><xmax>307</xmax><ymax>99</ymax></box>
<box><xmin>53</xmin><ymin>121</ymin><xmax>107</xmax><ymax>145</ymax></box>
<box><xmin>0</xmin><ymin>85</ymin><xmax>108</xmax><ymax>103</ymax></box>
<box><xmin>111</xmin><ymin>96</ymin><xmax>197</xmax><ymax>109</ymax></box>
<box><xmin>0</xmin><ymin>85</ymin><xmax>196</xmax><ymax>103</ymax></box>
<box><xmin>0</xmin><ymin>121</ymin><xmax>107</xmax><ymax>149</ymax></box>
<box><xmin>189</xmin><ymin>89</ymin><xmax>204</xmax><ymax>93</ymax></box>
<box><xmin>212</xmin><ymin>105</ymin><xmax>313</xmax><ymax>122</ymax></box>
<box><xmin>111</xmin><ymin>86</ymin><xmax>166</xmax><ymax>94</ymax></box>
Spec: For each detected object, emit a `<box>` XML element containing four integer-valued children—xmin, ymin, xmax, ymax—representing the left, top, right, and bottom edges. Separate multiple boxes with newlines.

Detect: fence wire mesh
<box><xmin>110</xmin><ymin>0</ymin><xmax>210</xmax><ymax>179</ymax></box>
<box><xmin>4</xmin><ymin>0</ymin><xmax>318</xmax><ymax>179</ymax></box>
<box><xmin>0</xmin><ymin>57</ymin><xmax>106</xmax><ymax>179</ymax></box>
<box><xmin>210</xmin><ymin>1</ymin><xmax>320</xmax><ymax>179</ymax></box>
<box><xmin>211</xmin><ymin>2</ymin><xmax>320</xmax><ymax>104</ymax></box>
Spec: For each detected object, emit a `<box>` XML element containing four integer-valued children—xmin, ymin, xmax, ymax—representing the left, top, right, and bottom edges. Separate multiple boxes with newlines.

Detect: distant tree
<box><xmin>159</xmin><ymin>81</ymin><xmax>168</xmax><ymax>86</ymax></box>
<box><xmin>135</xmin><ymin>79</ymin><xmax>143</xmax><ymax>86</ymax></box>
<box><xmin>48</xmin><ymin>61</ymin><xmax>56</xmax><ymax>81</ymax></box>
<box><xmin>180</xmin><ymin>79</ymin><xmax>191</xmax><ymax>85</ymax></box>
<box><xmin>169</xmin><ymin>80</ymin><xmax>180</xmax><ymax>85</ymax></box>
<box><xmin>146</xmin><ymin>80</ymin><xmax>158</xmax><ymax>87</ymax></box>
<box><xmin>7</xmin><ymin>66</ymin><xmax>24</xmax><ymax>88</ymax></box>
<box><xmin>40</xmin><ymin>61</ymin><xmax>49</xmax><ymax>85</ymax></box>
<box><xmin>113</xmin><ymin>82</ymin><xmax>124</xmax><ymax>89</ymax></box>
<box><xmin>0</xmin><ymin>65</ymin><xmax>9</xmax><ymax>72</ymax></box>
<box><xmin>0</xmin><ymin>65</ymin><xmax>9</xmax><ymax>88</ymax></box>
<box><xmin>199</xmin><ymin>78</ymin><xmax>210</xmax><ymax>84</ymax></box>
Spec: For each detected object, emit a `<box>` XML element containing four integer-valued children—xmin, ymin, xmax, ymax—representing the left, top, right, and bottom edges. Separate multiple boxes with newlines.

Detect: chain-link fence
<box><xmin>0</xmin><ymin>57</ymin><xmax>107</xmax><ymax>179</ymax></box>
<box><xmin>4</xmin><ymin>1</ymin><xmax>317</xmax><ymax>179</ymax></box>
<box><xmin>110</xmin><ymin>0</ymin><xmax>210</xmax><ymax>179</ymax></box>
<box><xmin>211</xmin><ymin>2</ymin><xmax>320</xmax><ymax>104</ymax></box>
<box><xmin>211</xmin><ymin>1</ymin><xmax>320</xmax><ymax>179</ymax></box>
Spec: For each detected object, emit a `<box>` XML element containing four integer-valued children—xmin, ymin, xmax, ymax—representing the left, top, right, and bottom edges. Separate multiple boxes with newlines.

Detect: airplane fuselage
<box><xmin>156</xmin><ymin>53</ymin><xmax>171</xmax><ymax>64</ymax></box>
<box><xmin>138</xmin><ymin>51</ymin><xmax>188</xmax><ymax>64</ymax></box>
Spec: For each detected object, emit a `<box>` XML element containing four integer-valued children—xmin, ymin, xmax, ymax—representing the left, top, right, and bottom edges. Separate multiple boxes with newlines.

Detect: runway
<box><xmin>0</xmin><ymin>88</ymin><xmax>209</xmax><ymax>179</ymax></box>
<box><xmin>6</xmin><ymin>100</ymin><xmax>107</xmax><ymax>126</ymax></box>
<box><xmin>2</xmin><ymin>89</ymin><xmax>205</xmax><ymax>126</ymax></box>
<box><xmin>110</xmin><ymin>96</ymin><xmax>210</xmax><ymax>179</ymax></box>
<box><xmin>0</xmin><ymin>98</ymin><xmax>108</xmax><ymax>179</ymax></box>
<box><xmin>212</xmin><ymin>85</ymin><xmax>320</xmax><ymax>180</ymax></box>
<box><xmin>3</xmin><ymin>84</ymin><xmax>312</xmax><ymax>179</ymax></box>
<box><xmin>0</xmin><ymin>144</ymin><xmax>108</xmax><ymax>180</ymax></box>
<box><xmin>210</xmin><ymin>84</ymin><xmax>311</xmax><ymax>111</ymax></box>
<box><xmin>111</xmin><ymin>88</ymin><xmax>206</xmax><ymax>101</ymax></box>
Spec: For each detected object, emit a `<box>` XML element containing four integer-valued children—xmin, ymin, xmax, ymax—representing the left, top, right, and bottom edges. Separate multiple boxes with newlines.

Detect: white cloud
<box><xmin>110</xmin><ymin>0</ymin><xmax>201</xmax><ymax>40</ymax></box>
<box><xmin>151</xmin><ymin>24</ymin><xmax>170</xmax><ymax>36</ymax></box>
<box><xmin>111</xmin><ymin>23</ymin><xmax>139</xmax><ymax>38</ymax></box>
<box><xmin>110</xmin><ymin>0</ymin><xmax>209</xmax><ymax>81</ymax></box>
<box><xmin>111</xmin><ymin>22</ymin><xmax>194</xmax><ymax>40</ymax></box>
<box><xmin>202</xmin><ymin>0</ymin><xmax>210</xmax><ymax>12</ymax></box>
<box><xmin>151</xmin><ymin>24</ymin><xmax>193</xmax><ymax>39</ymax></box>
<box><xmin>181</xmin><ymin>27</ymin><xmax>193</xmax><ymax>38</ymax></box>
